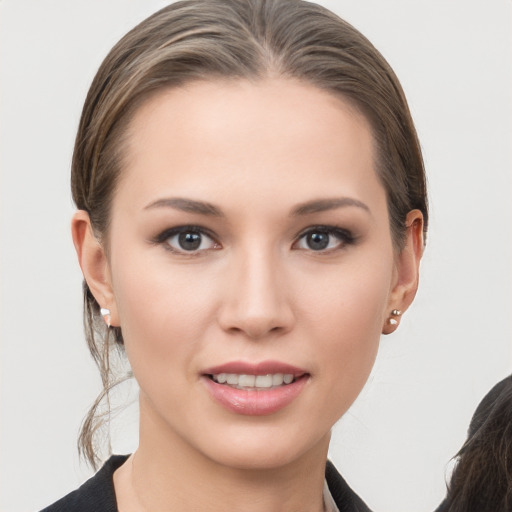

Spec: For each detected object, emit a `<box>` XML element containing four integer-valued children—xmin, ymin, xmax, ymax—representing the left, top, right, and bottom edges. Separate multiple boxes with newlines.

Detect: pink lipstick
<box><xmin>201</xmin><ymin>360</ymin><xmax>309</xmax><ymax>416</ymax></box>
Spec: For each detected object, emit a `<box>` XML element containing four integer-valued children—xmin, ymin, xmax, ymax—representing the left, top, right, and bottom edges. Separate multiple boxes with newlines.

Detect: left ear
<box><xmin>382</xmin><ymin>210</ymin><xmax>424</xmax><ymax>335</ymax></box>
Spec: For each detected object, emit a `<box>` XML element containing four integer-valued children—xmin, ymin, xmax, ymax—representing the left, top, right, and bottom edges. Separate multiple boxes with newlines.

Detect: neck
<box><xmin>114</xmin><ymin>397</ymin><xmax>330</xmax><ymax>512</ymax></box>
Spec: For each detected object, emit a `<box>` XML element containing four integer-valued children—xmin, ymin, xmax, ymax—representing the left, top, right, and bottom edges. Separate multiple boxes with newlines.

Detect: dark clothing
<box><xmin>41</xmin><ymin>455</ymin><xmax>372</xmax><ymax>512</ymax></box>
<box><xmin>325</xmin><ymin>461</ymin><xmax>373</xmax><ymax>512</ymax></box>
<box><xmin>40</xmin><ymin>456</ymin><xmax>126</xmax><ymax>512</ymax></box>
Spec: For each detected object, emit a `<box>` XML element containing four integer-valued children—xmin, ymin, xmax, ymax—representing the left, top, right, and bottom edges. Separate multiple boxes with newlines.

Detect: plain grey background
<box><xmin>1</xmin><ymin>1</ymin><xmax>511</xmax><ymax>511</ymax></box>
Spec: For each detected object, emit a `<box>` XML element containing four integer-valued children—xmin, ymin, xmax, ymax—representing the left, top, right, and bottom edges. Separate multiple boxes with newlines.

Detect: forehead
<box><xmin>116</xmin><ymin>78</ymin><xmax>384</xmax><ymax>214</ymax></box>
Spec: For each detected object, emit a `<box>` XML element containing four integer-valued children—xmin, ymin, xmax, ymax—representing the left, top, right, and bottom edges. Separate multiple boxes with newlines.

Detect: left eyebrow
<box><xmin>291</xmin><ymin>197</ymin><xmax>371</xmax><ymax>216</ymax></box>
<box><xmin>143</xmin><ymin>197</ymin><xmax>224</xmax><ymax>217</ymax></box>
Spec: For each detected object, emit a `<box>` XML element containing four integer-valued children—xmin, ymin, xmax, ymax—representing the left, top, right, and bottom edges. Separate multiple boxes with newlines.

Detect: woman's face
<box><xmin>88</xmin><ymin>79</ymin><xmax>414</xmax><ymax>469</ymax></box>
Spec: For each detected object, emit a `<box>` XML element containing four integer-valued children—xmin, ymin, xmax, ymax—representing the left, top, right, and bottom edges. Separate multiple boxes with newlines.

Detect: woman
<box><xmin>41</xmin><ymin>0</ymin><xmax>426</xmax><ymax>510</ymax></box>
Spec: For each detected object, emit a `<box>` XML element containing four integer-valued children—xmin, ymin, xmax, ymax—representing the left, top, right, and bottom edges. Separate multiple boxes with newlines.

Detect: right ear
<box><xmin>71</xmin><ymin>210</ymin><xmax>119</xmax><ymax>326</ymax></box>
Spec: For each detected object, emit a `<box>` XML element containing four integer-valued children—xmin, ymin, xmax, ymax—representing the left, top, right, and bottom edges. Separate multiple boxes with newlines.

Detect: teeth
<box><xmin>216</xmin><ymin>373</ymin><xmax>227</xmax><ymax>384</ymax></box>
<box><xmin>272</xmin><ymin>373</ymin><xmax>284</xmax><ymax>386</ymax></box>
<box><xmin>283</xmin><ymin>374</ymin><xmax>294</xmax><ymax>384</ymax></box>
<box><xmin>255</xmin><ymin>375</ymin><xmax>273</xmax><ymax>388</ymax></box>
<box><xmin>239</xmin><ymin>374</ymin><xmax>255</xmax><ymax>387</ymax></box>
<box><xmin>226</xmin><ymin>374</ymin><xmax>238</xmax><ymax>385</ymax></box>
<box><xmin>211</xmin><ymin>373</ymin><xmax>296</xmax><ymax>389</ymax></box>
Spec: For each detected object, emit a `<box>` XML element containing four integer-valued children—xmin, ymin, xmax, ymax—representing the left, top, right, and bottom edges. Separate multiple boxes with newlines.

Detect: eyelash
<box><xmin>293</xmin><ymin>225</ymin><xmax>356</xmax><ymax>253</ymax></box>
<box><xmin>152</xmin><ymin>224</ymin><xmax>356</xmax><ymax>255</ymax></box>
<box><xmin>152</xmin><ymin>226</ymin><xmax>220</xmax><ymax>255</ymax></box>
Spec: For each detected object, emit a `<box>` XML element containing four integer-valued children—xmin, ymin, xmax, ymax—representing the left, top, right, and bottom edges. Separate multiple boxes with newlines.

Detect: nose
<box><xmin>217</xmin><ymin>249</ymin><xmax>295</xmax><ymax>340</ymax></box>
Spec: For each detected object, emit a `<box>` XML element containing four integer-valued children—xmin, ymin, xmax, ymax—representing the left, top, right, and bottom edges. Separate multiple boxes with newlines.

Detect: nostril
<box><xmin>216</xmin><ymin>278</ymin><xmax>295</xmax><ymax>339</ymax></box>
<box><xmin>221</xmin><ymin>319</ymin><xmax>290</xmax><ymax>340</ymax></box>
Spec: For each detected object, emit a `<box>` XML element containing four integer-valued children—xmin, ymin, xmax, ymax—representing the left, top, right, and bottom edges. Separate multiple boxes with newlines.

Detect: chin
<box><xmin>197</xmin><ymin>423</ymin><xmax>330</xmax><ymax>471</ymax></box>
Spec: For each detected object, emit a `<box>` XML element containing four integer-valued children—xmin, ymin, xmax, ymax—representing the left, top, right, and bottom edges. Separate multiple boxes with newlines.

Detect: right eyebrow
<box><xmin>143</xmin><ymin>197</ymin><xmax>224</xmax><ymax>217</ymax></box>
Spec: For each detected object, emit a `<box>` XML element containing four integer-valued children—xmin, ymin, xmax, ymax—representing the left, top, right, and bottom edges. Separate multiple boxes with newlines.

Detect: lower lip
<box><xmin>202</xmin><ymin>375</ymin><xmax>309</xmax><ymax>416</ymax></box>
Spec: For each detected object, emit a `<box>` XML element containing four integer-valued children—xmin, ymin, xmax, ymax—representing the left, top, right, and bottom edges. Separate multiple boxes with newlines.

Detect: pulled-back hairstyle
<box><xmin>72</xmin><ymin>0</ymin><xmax>428</xmax><ymax>468</ymax></box>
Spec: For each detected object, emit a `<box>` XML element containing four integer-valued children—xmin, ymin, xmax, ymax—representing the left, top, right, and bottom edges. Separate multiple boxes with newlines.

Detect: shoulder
<box><xmin>41</xmin><ymin>456</ymin><xmax>368</xmax><ymax>512</ymax></box>
<box><xmin>39</xmin><ymin>455</ymin><xmax>129</xmax><ymax>512</ymax></box>
<box><xmin>325</xmin><ymin>460</ymin><xmax>373</xmax><ymax>512</ymax></box>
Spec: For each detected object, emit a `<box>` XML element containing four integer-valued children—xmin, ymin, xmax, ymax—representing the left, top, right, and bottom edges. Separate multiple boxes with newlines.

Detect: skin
<box><xmin>72</xmin><ymin>78</ymin><xmax>423</xmax><ymax>512</ymax></box>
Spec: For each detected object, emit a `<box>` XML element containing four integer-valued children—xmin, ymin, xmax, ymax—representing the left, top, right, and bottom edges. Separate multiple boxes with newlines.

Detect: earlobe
<box><xmin>71</xmin><ymin>211</ymin><xmax>119</xmax><ymax>327</ymax></box>
<box><xmin>382</xmin><ymin>210</ymin><xmax>424</xmax><ymax>335</ymax></box>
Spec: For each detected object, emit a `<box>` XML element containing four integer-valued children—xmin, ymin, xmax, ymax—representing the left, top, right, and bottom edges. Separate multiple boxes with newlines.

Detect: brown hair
<box><xmin>72</xmin><ymin>0</ymin><xmax>428</xmax><ymax>468</ymax></box>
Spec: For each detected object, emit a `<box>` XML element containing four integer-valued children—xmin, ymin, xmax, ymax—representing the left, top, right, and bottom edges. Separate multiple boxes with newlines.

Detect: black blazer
<box><xmin>40</xmin><ymin>455</ymin><xmax>373</xmax><ymax>512</ymax></box>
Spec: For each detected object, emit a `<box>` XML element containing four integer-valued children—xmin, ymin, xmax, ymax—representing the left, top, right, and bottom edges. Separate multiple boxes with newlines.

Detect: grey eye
<box><xmin>304</xmin><ymin>232</ymin><xmax>330</xmax><ymax>251</ymax></box>
<box><xmin>178</xmin><ymin>232</ymin><xmax>202</xmax><ymax>251</ymax></box>
<box><xmin>166</xmin><ymin>230</ymin><xmax>216</xmax><ymax>252</ymax></box>
<box><xmin>295</xmin><ymin>228</ymin><xmax>350</xmax><ymax>252</ymax></box>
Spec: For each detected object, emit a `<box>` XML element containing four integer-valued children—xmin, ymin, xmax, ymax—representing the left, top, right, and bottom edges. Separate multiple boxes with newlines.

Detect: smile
<box><xmin>209</xmin><ymin>373</ymin><xmax>296</xmax><ymax>389</ymax></box>
<box><xmin>202</xmin><ymin>361</ymin><xmax>309</xmax><ymax>416</ymax></box>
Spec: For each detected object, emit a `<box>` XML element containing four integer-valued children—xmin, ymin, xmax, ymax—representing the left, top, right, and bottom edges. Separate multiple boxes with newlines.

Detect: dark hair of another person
<box><xmin>437</xmin><ymin>375</ymin><xmax>512</xmax><ymax>512</ymax></box>
<box><xmin>71</xmin><ymin>0</ymin><xmax>429</xmax><ymax>468</ymax></box>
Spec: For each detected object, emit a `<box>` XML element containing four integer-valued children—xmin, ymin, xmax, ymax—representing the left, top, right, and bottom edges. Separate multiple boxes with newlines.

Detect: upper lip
<box><xmin>202</xmin><ymin>360</ymin><xmax>308</xmax><ymax>377</ymax></box>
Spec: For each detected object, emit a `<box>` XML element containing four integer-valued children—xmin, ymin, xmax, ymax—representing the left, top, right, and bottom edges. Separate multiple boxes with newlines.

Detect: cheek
<box><xmin>299</xmin><ymin>257</ymin><xmax>393</xmax><ymax>412</ymax></box>
<box><xmin>109</xmin><ymin>251</ymin><xmax>218</xmax><ymax>379</ymax></box>
<box><xmin>301</xmin><ymin>254</ymin><xmax>393</xmax><ymax>339</ymax></box>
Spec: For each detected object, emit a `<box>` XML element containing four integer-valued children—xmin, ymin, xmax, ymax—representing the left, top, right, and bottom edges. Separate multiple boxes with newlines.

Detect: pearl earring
<box><xmin>100</xmin><ymin>307</ymin><xmax>111</xmax><ymax>328</ymax></box>
<box><xmin>387</xmin><ymin>309</ymin><xmax>402</xmax><ymax>326</ymax></box>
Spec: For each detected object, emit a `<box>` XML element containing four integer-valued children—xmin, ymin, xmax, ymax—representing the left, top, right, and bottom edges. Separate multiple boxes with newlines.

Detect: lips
<box><xmin>201</xmin><ymin>361</ymin><xmax>309</xmax><ymax>416</ymax></box>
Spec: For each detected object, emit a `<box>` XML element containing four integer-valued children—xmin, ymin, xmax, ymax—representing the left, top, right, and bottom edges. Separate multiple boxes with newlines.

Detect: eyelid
<box><xmin>293</xmin><ymin>225</ymin><xmax>356</xmax><ymax>251</ymax></box>
<box><xmin>151</xmin><ymin>224</ymin><xmax>355</xmax><ymax>254</ymax></box>
<box><xmin>152</xmin><ymin>225</ymin><xmax>221</xmax><ymax>254</ymax></box>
